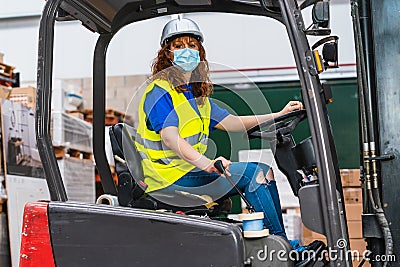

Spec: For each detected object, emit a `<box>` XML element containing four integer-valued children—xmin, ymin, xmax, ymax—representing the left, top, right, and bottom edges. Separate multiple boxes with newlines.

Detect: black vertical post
<box><xmin>93</xmin><ymin>34</ymin><xmax>117</xmax><ymax>195</ymax></box>
<box><xmin>355</xmin><ymin>0</ymin><xmax>386</xmax><ymax>265</ymax></box>
<box><xmin>371</xmin><ymin>0</ymin><xmax>400</xmax><ymax>265</ymax></box>
<box><xmin>278</xmin><ymin>1</ymin><xmax>351</xmax><ymax>266</ymax></box>
<box><xmin>36</xmin><ymin>0</ymin><xmax>68</xmax><ymax>201</ymax></box>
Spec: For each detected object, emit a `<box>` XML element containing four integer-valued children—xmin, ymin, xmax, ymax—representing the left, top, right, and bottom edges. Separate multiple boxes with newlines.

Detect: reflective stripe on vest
<box><xmin>136</xmin><ymin>132</ymin><xmax>208</xmax><ymax>152</ymax></box>
<box><xmin>136</xmin><ymin>79</ymin><xmax>211</xmax><ymax>192</ymax></box>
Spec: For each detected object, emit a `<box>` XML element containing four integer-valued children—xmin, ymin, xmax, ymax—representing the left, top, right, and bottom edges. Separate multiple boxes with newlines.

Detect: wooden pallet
<box><xmin>95</xmin><ymin>172</ymin><xmax>117</xmax><ymax>184</ymax></box>
<box><xmin>0</xmin><ymin>62</ymin><xmax>15</xmax><ymax>79</ymax></box>
<box><xmin>0</xmin><ymin>201</ymin><xmax>6</xmax><ymax>213</ymax></box>
<box><xmin>67</xmin><ymin>108</ymin><xmax>133</xmax><ymax>126</ymax></box>
<box><xmin>54</xmin><ymin>146</ymin><xmax>93</xmax><ymax>160</ymax></box>
<box><xmin>0</xmin><ymin>62</ymin><xmax>16</xmax><ymax>87</ymax></box>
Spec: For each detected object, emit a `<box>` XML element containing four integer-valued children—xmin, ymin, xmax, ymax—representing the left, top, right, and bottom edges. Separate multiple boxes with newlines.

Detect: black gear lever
<box><xmin>214</xmin><ymin>160</ymin><xmax>255</xmax><ymax>213</ymax></box>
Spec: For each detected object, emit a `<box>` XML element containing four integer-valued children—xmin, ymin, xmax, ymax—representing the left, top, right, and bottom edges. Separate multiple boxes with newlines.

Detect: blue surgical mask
<box><xmin>172</xmin><ymin>48</ymin><xmax>200</xmax><ymax>73</ymax></box>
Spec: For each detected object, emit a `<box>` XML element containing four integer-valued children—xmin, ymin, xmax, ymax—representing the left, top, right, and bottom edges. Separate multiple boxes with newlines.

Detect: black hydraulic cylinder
<box><xmin>370</xmin><ymin>0</ymin><xmax>400</xmax><ymax>265</ymax></box>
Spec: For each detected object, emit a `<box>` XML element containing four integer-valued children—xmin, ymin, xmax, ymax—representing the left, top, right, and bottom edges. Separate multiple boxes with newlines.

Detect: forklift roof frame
<box><xmin>36</xmin><ymin>1</ymin><xmax>350</xmax><ymax>265</ymax></box>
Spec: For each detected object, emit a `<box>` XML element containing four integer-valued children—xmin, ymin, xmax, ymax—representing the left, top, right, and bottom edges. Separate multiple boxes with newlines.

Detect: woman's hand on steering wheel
<box><xmin>245</xmin><ymin>100</ymin><xmax>307</xmax><ymax>140</ymax></box>
<box><xmin>278</xmin><ymin>101</ymin><xmax>304</xmax><ymax>117</ymax></box>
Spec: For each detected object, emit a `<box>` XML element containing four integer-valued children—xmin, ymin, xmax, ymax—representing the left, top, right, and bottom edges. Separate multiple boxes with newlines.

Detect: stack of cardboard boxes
<box><xmin>302</xmin><ymin>169</ymin><xmax>369</xmax><ymax>266</ymax></box>
<box><xmin>342</xmin><ymin>169</ymin><xmax>367</xmax><ymax>266</ymax></box>
<box><xmin>8</xmin><ymin>86</ymin><xmax>36</xmax><ymax>109</ymax></box>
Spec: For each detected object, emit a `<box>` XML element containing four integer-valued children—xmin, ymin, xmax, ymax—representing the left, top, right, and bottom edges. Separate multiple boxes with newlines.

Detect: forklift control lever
<box><xmin>214</xmin><ymin>160</ymin><xmax>255</xmax><ymax>213</ymax></box>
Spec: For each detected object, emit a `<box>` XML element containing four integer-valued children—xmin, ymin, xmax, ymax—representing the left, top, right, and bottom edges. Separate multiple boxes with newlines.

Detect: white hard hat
<box><xmin>160</xmin><ymin>17</ymin><xmax>204</xmax><ymax>46</ymax></box>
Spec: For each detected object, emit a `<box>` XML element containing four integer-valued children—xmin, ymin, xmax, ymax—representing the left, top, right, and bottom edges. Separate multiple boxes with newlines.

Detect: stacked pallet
<box><xmin>0</xmin><ymin>62</ymin><xmax>15</xmax><ymax>87</ymax></box>
<box><xmin>67</xmin><ymin>108</ymin><xmax>134</xmax><ymax>126</ymax></box>
<box><xmin>51</xmin><ymin>111</ymin><xmax>93</xmax><ymax>153</ymax></box>
<box><xmin>0</xmin><ymin>53</ymin><xmax>16</xmax><ymax>110</ymax></box>
<box><xmin>0</xmin><ymin>54</ymin><xmax>21</xmax><ymax>210</ymax></box>
<box><xmin>302</xmin><ymin>169</ymin><xmax>369</xmax><ymax>266</ymax></box>
<box><xmin>66</xmin><ymin>108</ymin><xmax>135</xmax><ymax>197</ymax></box>
<box><xmin>8</xmin><ymin>87</ymin><xmax>36</xmax><ymax>109</ymax></box>
<box><xmin>65</xmin><ymin>109</ymin><xmax>129</xmax><ymax>197</ymax></box>
<box><xmin>50</xmin><ymin>111</ymin><xmax>95</xmax><ymax>203</ymax></box>
<box><xmin>58</xmin><ymin>157</ymin><xmax>95</xmax><ymax>203</ymax></box>
<box><xmin>0</xmin><ymin>81</ymin><xmax>9</xmax><ymax>203</ymax></box>
<box><xmin>0</xmin><ymin>53</ymin><xmax>18</xmax><ymax>88</ymax></box>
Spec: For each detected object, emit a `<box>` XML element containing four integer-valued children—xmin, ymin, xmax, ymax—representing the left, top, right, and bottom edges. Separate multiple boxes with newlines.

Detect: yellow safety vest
<box><xmin>136</xmin><ymin>79</ymin><xmax>211</xmax><ymax>192</ymax></box>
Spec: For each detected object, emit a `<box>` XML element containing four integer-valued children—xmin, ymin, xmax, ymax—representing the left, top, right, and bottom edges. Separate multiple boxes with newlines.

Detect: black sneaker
<box><xmin>294</xmin><ymin>240</ymin><xmax>326</xmax><ymax>267</ymax></box>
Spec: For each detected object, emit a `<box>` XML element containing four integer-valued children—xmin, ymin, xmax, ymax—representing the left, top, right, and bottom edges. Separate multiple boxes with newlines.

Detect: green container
<box><xmin>208</xmin><ymin>78</ymin><xmax>359</xmax><ymax>213</ymax></box>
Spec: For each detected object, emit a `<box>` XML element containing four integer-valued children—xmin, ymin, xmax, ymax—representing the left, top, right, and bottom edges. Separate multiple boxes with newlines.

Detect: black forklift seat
<box><xmin>108</xmin><ymin>123</ymin><xmax>231</xmax><ymax>215</ymax></box>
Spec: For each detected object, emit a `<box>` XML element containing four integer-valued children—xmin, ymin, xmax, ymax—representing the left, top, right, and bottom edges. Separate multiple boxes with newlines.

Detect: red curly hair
<box><xmin>151</xmin><ymin>36</ymin><xmax>213</xmax><ymax>104</ymax></box>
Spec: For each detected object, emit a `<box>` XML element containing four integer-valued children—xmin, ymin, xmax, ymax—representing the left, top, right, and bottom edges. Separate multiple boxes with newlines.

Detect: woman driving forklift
<box><xmin>135</xmin><ymin>16</ymin><xmax>324</xmax><ymax>264</ymax></box>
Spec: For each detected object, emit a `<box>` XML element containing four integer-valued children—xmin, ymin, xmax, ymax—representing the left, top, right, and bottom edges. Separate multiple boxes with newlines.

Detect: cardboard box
<box><xmin>302</xmin><ymin>224</ymin><xmax>326</xmax><ymax>240</ymax></box>
<box><xmin>303</xmin><ymin>221</ymin><xmax>362</xmax><ymax>240</ymax></box>
<box><xmin>345</xmin><ymin>203</ymin><xmax>363</xmax><ymax>221</ymax></box>
<box><xmin>350</xmin><ymin>239</ymin><xmax>369</xmax><ymax>266</ymax></box>
<box><xmin>348</xmin><ymin>221</ymin><xmax>363</xmax><ymax>239</ymax></box>
<box><xmin>0</xmin><ymin>85</ymin><xmax>11</xmax><ymax>99</ymax></box>
<box><xmin>344</xmin><ymin>188</ymin><xmax>362</xmax><ymax>204</ymax></box>
<box><xmin>8</xmin><ymin>86</ymin><xmax>36</xmax><ymax>109</ymax></box>
<box><xmin>350</xmin><ymin>238</ymin><xmax>367</xmax><ymax>254</ymax></box>
<box><xmin>340</xmin><ymin>169</ymin><xmax>361</xmax><ymax>187</ymax></box>
<box><xmin>304</xmin><ymin>226</ymin><xmax>363</xmax><ymax>240</ymax></box>
<box><xmin>303</xmin><ymin>237</ymin><xmax>326</xmax><ymax>247</ymax></box>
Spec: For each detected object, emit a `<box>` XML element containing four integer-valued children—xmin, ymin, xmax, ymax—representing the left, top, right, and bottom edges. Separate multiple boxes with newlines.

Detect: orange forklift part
<box><xmin>313</xmin><ymin>50</ymin><xmax>324</xmax><ymax>73</ymax></box>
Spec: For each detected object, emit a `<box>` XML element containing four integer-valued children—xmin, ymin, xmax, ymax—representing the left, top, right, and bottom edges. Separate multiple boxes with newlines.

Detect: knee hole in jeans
<box><xmin>256</xmin><ymin>168</ymin><xmax>275</xmax><ymax>184</ymax></box>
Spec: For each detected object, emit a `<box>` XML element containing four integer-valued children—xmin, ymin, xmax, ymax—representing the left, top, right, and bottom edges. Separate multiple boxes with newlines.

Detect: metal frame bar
<box><xmin>279</xmin><ymin>0</ymin><xmax>351</xmax><ymax>265</ymax></box>
<box><xmin>36</xmin><ymin>0</ymin><xmax>68</xmax><ymax>201</ymax></box>
<box><xmin>93</xmin><ymin>33</ymin><xmax>117</xmax><ymax>195</ymax></box>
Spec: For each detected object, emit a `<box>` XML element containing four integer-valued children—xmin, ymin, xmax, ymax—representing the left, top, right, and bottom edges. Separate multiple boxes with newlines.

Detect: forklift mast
<box><xmin>352</xmin><ymin>0</ymin><xmax>400</xmax><ymax>266</ymax></box>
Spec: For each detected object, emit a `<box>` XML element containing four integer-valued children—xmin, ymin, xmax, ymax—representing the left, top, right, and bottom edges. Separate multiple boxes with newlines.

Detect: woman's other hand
<box><xmin>278</xmin><ymin>101</ymin><xmax>303</xmax><ymax>116</ymax></box>
<box><xmin>204</xmin><ymin>156</ymin><xmax>232</xmax><ymax>176</ymax></box>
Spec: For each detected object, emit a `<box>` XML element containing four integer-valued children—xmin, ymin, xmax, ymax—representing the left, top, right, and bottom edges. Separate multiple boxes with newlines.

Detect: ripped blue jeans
<box><xmin>156</xmin><ymin>162</ymin><xmax>287</xmax><ymax>238</ymax></box>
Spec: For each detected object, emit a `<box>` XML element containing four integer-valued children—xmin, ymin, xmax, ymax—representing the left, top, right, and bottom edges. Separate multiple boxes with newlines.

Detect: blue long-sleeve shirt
<box><xmin>144</xmin><ymin>84</ymin><xmax>229</xmax><ymax>133</ymax></box>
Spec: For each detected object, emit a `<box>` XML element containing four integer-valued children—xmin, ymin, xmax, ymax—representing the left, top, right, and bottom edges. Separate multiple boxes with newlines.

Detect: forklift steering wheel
<box><xmin>245</xmin><ymin>109</ymin><xmax>307</xmax><ymax>140</ymax></box>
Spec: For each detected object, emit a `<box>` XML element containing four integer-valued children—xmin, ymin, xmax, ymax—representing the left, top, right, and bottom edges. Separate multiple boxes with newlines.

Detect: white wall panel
<box><xmin>0</xmin><ymin>0</ymin><xmax>44</xmax><ymax>18</ymax></box>
<box><xmin>0</xmin><ymin>18</ymin><xmax>40</xmax><ymax>82</ymax></box>
<box><xmin>0</xmin><ymin>3</ymin><xmax>355</xmax><ymax>82</ymax></box>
